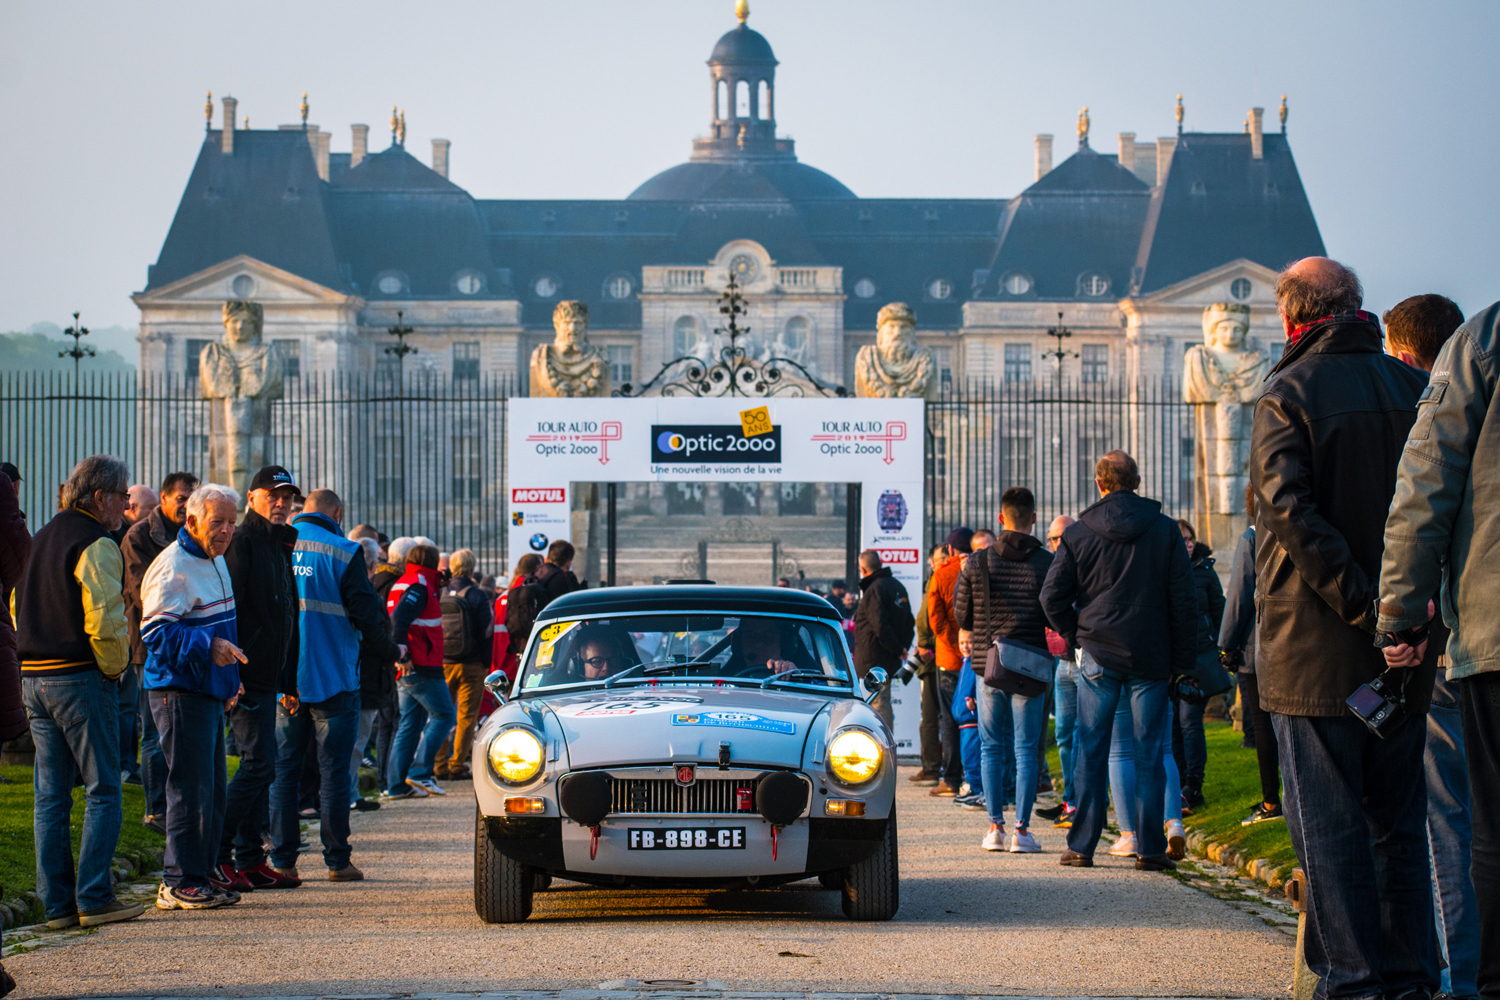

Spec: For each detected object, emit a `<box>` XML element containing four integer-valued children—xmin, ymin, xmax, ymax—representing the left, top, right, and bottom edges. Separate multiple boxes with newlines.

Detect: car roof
<box><xmin>536</xmin><ymin>585</ymin><xmax>844</xmax><ymax>623</ymax></box>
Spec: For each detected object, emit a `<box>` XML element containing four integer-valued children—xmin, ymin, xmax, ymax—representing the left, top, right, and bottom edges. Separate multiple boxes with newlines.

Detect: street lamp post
<box><xmin>1042</xmin><ymin>311</ymin><xmax>1079</xmax><ymax>396</ymax></box>
<box><xmin>60</xmin><ymin>311</ymin><xmax>96</xmax><ymax>383</ymax></box>
<box><xmin>384</xmin><ymin>310</ymin><xmax>417</xmax><ymax>392</ymax></box>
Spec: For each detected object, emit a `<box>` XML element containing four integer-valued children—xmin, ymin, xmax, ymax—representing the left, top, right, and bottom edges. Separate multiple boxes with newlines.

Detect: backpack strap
<box><xmin>976</xmin><ymin>548</ymin><xmax>992</xmax><ymax>644</ymax></box>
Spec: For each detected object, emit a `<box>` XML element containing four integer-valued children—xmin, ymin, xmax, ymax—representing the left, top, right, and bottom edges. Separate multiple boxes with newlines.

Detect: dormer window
<box><xmin>926</xmin><ymin>277</ymin><xmax>953</xmax><ymax>301</ymax></box>
<box><xmin>454</xmin><ymin>270</ymin><xmax>484</xmax><ymax>295</ymax></box>
<box><xmin>1002</xmin><ymin>272</ymin><xmax>1033</xmax><ymax>296</ymax></box>
<box><xmin>604</xmin><ymin>275</ymin><xmax>634</xmax><ymax>300</ymax></box>
<box><xmin>854</xmin><ymin>278</ymin><xmax>876</xmax><ymax>299</ymax></box>
<box><xmin>1078</xmin><ymin>272</ymin><xmax>1110</xmax><ymax>297</ymax></box>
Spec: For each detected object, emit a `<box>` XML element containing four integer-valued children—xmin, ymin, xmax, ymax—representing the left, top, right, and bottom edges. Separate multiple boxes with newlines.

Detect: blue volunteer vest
<box><xmin>290</xmin><ymin>512</ymin><xmax>361</xmax><ymax>704</ymax></box>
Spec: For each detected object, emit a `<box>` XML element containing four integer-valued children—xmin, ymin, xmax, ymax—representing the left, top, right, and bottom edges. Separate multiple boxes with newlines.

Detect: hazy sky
<box><xmin>2</xmin><ymin>0</ymin><xmax>1497</xmax><ymax>345</ymax></box>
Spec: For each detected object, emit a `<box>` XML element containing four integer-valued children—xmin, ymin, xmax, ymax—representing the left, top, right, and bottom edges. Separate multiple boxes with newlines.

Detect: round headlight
<box><xmin>489</xmin><ymin>729</ymin><xmax>544</xmax><ymax>784</ymax></box>
<box><xmin>827</xmin><ymin>729</ymin><xmax>882</xmax><ymax>785</ymax></box>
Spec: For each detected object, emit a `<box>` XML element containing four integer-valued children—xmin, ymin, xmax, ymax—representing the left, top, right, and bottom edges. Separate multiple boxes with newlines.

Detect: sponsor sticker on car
<box><xmin>671</xmin><ymin>711</ymin><xmax>796</xmax><ymax>735</ymax></box>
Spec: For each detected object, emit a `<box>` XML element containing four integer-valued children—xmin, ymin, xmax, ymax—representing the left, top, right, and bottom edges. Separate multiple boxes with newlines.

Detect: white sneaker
<box><xmin>406</xmin><ymin>777</ymin><xmax>445</xmax><ymax>796</ymax></box>
<box><xmin>1166</xmin><ymin>819</ymin><xmax>1186</xmax><ymax>860</ymax></box>
<box><xmin>1008</xmin><ymin>830</ymin><xmax>1042</xmax><ymax>853</ymax></box>
<box><xmin>1108</xmin><ymin>831</ymin><xmax>1139</xmax><ymax>857</ymax></box>
<box><xmin>981</xmin><ymin>828</ymin><xmax>1004</xmax><ymax>852</ymax></box>
<box><xmin>956</xmin><ymin>781</ymin><xmax>972</xmax><ymax>797</ymax></box>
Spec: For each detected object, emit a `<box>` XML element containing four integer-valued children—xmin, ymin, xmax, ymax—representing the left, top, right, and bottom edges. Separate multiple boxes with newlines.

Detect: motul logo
<box><xmin>875</xmin><ymin>548</ymin><xmax>919</xmax><ymax>564</ymax></box>
<box><xmin>511</xmin><ymin>488</ymin><xmax>565</xmax><ymax>503</ymax></box>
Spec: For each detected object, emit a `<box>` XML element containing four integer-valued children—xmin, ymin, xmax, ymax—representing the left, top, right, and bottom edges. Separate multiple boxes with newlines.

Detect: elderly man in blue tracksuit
<box><xmin>268</xmin><ymin>488</ymin><xmax>402</xmax><ymax>882</ymax></box>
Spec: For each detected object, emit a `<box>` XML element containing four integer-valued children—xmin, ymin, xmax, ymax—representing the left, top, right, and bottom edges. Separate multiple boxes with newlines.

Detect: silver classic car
<box><xmin>472</xmin><ymin>585</ymin><xmax>898</xmax><ymax>923</ymax></box>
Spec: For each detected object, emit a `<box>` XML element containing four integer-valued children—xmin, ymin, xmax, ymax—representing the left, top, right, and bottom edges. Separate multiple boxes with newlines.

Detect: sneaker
<box><xmin>142</xmin><ymin>814</ymin><xmax>166</xmax><ymax>835</ymax></box>
<box><xmin>1008</xmin><ymin>830</ymin><xmax>1042</xmax><ymax>854</ymax></box>
<box><xmin>1242</xmin><ymin>802</ymin><xmax>1285</xmax><ymax>826</ymax></box>
<box><xmin>210</xmin><ymin>862</ymin><xmax>254</xmax><ymax>894</ymax></box>
<box><xmin>1166</xmin><ymin>819</ymin><xmax>1187</xmax><ymax>860</ymax></box>
<box><xmin>123</xmin><ymin>772</ymin><xmax>143</xmax><ymax>787</ymax></box>
<box><xmin>954</xmin><ymin>792</ymin><xmax>987</xmax><ymax>811</ymax></box>
<box><xmin>46</xmin><ymin>912</ymin><xmax>79</xmax><ymax>930</ymax></box>
<box><xmin>1035</xmin><ymin>802</ymin><xmax>1066</xmax><ymax>821</ymax></box>
<box><xmin>361</xmin><ymin>751</ymin><xmax>378</xmax><ymax>770</ymax></box>
<box><xmin>1109</xmin><ymin>832</ymin><xmax>1139</xmax><ymax>857</ymax></box>
<box><xmin>1053</xmin><ymin>804</ymin><xmax>1077</xmax><ymax>828</ymax></box>
<box><xmin>956</xmin><ymin>781</ymin><xmax>972</xmax><ymax>797</ymax></box>
<box><xmin>297</xmin><ymin>835</ymin><xmax>312</xmax><ymax>853</ymax></box>
<box><xmin>1183</xmin><ymin>786</ymin><xmax>1205</xmax><ymax>810</ymax></box>
<box><xmin>237</xmin><ymin>862</ymin><xmax>301</xmax><ymax>889</ymax></box>
<box><xmin>211</xmin><ymin>887</ymin><xmax>242</xmax><ymax>906</ymax></box>
<box><xmin>156</xmin><ymin>884</ymin><xmax>224</xmax><ymax>910</ymax></box>
<box><xmin>406</xmin><ymin>777</ymin><xmax>446</xmax><ymax>796</ymax></box>
<box><xmin>1059</xmin><ymin>849</ymin><xmax>1094</xmax><ymax>867</ymax></box>
<box><xmin>447</xmin><ymin>765</ymin><xmax>472</xmax><ymax>780</ymax></box>
<box><xmin>928</xmin><ymin>781</ymin><xmax>958</xmax><ymax>798</ymax></box>
<box><xmin>1136</xmin><ymin>854</ymin><xmax>1177</xmax><ymax>872</ymax></box>
<box><xmin>270</xmin><ymin>865</ymin><xmax>301</xmax><ymax>881</ymax></box>
<box><xmin>351</xmin><ymin>797</ymin><xmax>382</xmax><ymax>812</ymax></box>
<box><xmin>382</xmin><ymin>786</ymin><xmax>421</xmax><ymax>800</ymax></box>
<box><xmin>907</xmin><ymin>771</ymin><xmax>940</xmax><ymax>786</ymax></box>
<box><xmin>328</xmin><ymin>864</ymin><xmax>365</xmax><ymax>882</ymax></box>
<box><xmin>981</xmin><ymin>827</ymin><xmax>1004</xmax><ymax>852</ymax></box>
<box><xmin>298</xmin><ymin>806</ymin><xmax>319</xmax><ymax>819</ymax></box>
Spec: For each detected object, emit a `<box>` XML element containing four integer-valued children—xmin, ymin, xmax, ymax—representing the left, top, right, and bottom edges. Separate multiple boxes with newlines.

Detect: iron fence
<box><xmin>1</xmin><ymin>372</ymin><xmax>1197</xmax><ymax>575</ymax></box>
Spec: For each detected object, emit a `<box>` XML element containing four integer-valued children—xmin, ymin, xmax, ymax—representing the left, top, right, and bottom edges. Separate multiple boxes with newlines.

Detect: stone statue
<box><xmin>529</xmin><ymin>300</ymin><xmax>609</xmax><ymax>398</ymax></box>
<box><xmin>854</xmin><ymin>303</ymin><xmax>937</xmax><ymax>400</ymax></box>
<box><xmin>1184</xmin><ymin>302</ymin><xmax>1269</xmax><ymax>517</ymax></box>
<box><xmin>199</xmin><ymin>300</ymin><xmax>283</xmax><ymax>499</ymax></box>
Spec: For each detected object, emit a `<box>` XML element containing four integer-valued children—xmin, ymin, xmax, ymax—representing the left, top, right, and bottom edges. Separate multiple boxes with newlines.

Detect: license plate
<box><xmin>627</xmin><ymin>827</ymin><xmax>745</xmax><ymax>850</ymax></box>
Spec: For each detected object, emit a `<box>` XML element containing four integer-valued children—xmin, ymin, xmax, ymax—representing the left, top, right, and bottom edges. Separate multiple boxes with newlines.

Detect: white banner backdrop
<box><xmin>507</xmin><ymin>397</ymin><xmax>927</xmax><ymax>753</ymax></box>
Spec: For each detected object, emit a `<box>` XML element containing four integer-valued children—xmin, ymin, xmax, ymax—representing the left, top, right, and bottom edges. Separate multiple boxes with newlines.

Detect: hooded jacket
<box><xmin>140</xmin><ymin>527</ymin><xmax>240</xmax><ymax>701</ymax></box>
<box><xmin>1040</xmin><ymin>490</ymin><xmax>1198</xmax><ymax>680</ymax></box>
<box><xmin>388</xmin><ymin>564</ymin><xmax>443</xmax><ymax>675</ymax></box>
<box><xmin>121</xmin><ymin>505</ymin><xmax>177</xmax><ymax>665</ymax></box>
<box><xmin>223</xmin><ymin>508</ymin><xmax>298</xmax><ymax>696</ymax></box>
<box><xmin>852</xmin><ymin>566</ymin><xmax>915</xmax><ymax>676</ymax></box>
<box><xmin>1251</xmin><ymin>313</ymin><xmax>1430</xmax><ymax>715</ymax></box>
<box><xmin>0</xmin><ymin>474</ymin><xmax>31</xmax><ymax>741</ymax></box>
<box><xmin>954</xmin><ymin>530</ymin><xmax>1054</xmax><ymax>652</ymax></box>
<box><xmin>534</xmin><ymin>561</ymin><xmax>584</xmax><ymax>606</ymax></box>
<box><xmin>1187</xmin><ymin>541</ymin><xmax>1226</xmax><ymax>656</ymax></box>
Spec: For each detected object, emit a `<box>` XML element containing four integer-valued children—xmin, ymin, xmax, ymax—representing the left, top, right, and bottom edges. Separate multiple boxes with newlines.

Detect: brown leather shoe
<box><xmin>907</xmin><ymin>771</ymin><xmax>939</xmax><ymax>786</ymax></box>
<box><xmin>271</xmin><ymin>865</ymin><xmax>301</xmax><ymax>881</ymax></box>
<box><xmin>928</xmin><ymin>781</ymin><xmax>958</xmax><ymax>797</ymax></box>
<box><xmin>1136</xmin><ymin>855</ymin><xmax>1177</xmax><ymax>872</ymax></box>
<box><xmin>1059</xmin><ymin>849</ymin><xmax>1094</xmax><ymax>867</ymax></box>
<box><xmin>328</xmin><ymin>864</ymin><xmax>365</xmax><ymax>882</ymax></box>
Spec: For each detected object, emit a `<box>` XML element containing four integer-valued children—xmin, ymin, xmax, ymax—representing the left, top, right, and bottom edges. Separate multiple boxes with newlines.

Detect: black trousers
<box><xmin>1240</xmin><ymin>672</ymin><xmax>1282</xmax><ymax>806</ymax></box>
<box><xmin>1460</xmin><ymin>671</ymin><xmax>1500</xmax><ymax>1000</ymax></box>
<box><xmin>918</xmin><ymin>669</ymin><xmax>941</xmax><ymax>775</ymax></box>
<box><xmin>936</xmin><ymin>669</ymin><xmax>962</xmax><ymax>787</ymax></box>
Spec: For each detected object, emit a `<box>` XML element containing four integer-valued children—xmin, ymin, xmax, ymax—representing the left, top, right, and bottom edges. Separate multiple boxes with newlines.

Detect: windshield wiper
<box><xmin>761</xmin><ymin>669</ymin><xmax>846</xmax><ymax>689</ymax></box>
<box><xmin>604</xmin><ymin>659</ymin><xmax>715</xmax><ymax>687</ymax></box>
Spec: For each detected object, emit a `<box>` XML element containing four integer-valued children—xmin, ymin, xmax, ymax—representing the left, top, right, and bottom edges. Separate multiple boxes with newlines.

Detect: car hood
<box><xmin>532</xmin><ymin>685</ymin><xmax>839</xmax><ymax>770</ymax></box>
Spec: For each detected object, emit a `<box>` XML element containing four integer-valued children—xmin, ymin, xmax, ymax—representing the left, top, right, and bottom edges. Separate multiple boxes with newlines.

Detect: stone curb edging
<box><xmin>1183</xmin><ymin>829</ymin><xmax>1291</xmax><ymax>892</ymax></box>
<box><xmin>0</xmin><ymin>845</ymin><xmax>164</xmax><ymax>931</ymax></box>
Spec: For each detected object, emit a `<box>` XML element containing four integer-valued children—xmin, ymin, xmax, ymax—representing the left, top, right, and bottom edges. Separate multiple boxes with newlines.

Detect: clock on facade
<box><xmin>729</xmin><ymin>254</ymin><xmax>759</xmax><ymax>284</ymax></box>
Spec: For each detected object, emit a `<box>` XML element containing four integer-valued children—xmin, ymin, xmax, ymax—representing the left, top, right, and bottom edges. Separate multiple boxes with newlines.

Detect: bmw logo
<box><xmin>528</xmin><ymin>532</ymin><xmax>549</xmax><ymax>552</ymax></box>
<box><xmin>656</xmin><ymin>431</ymin><xmax>685</xmax><ymax>453</ymax></box>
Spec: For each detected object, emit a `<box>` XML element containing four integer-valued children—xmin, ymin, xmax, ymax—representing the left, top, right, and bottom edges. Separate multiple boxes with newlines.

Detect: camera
<box><xmin>892</xmin><ymin>651</ymin><xmax>925</xmax><ymax>686</ymax></box>
<box><xmin>1346</xmin><ymin>668</ymin><xmax>1410</xmax><ymax>738</ymax></box>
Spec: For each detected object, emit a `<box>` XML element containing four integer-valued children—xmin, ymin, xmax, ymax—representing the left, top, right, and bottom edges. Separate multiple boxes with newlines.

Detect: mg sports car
<box><xmin>471</xmin><ymin>585</ymin><xmax>898</xmax><ymax>923</ymax></box>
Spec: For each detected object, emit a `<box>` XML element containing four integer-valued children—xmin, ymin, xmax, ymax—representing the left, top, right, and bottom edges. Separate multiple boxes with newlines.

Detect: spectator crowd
<box><xmin>0</xmin><ymin>255</ymin><xmax>1498</xmax><ymax>1000</ymax></box>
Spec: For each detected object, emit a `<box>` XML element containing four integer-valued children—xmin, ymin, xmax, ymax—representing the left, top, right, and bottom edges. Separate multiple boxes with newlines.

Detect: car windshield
<box><xmin>516</xmin><ymin>613</ymin><xmax>852</xmax><ymax>692</ymax></box>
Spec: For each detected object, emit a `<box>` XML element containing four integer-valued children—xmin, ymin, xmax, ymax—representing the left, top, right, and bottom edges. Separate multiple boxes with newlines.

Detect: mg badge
<box><xmin>675</xmin><ymin>764</ymin><xmax>696</xmax><ymax>786</ymax></box>
<box><xmin>876</xmin><ymin>490</ymin><xmax>908</xmax><ymax>532</ymax></box>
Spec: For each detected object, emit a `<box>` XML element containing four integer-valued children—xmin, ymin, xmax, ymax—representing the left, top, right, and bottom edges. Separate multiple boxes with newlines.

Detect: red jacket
<box><xmin>388</xmin><ymin>565</ymin><xmax>444</xmax><ymax>670</ymax></box>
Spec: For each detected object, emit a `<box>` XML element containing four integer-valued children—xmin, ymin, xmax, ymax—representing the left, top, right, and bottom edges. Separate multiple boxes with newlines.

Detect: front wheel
<box><xmin>840</xmin><ymin>809</ymin><xmax>899</xmax><ymax>920</ymax></box>
<box><xmin>474</xmin><ymin>806</ymin><xmax>535</xmax><ymax>923</ymax></box>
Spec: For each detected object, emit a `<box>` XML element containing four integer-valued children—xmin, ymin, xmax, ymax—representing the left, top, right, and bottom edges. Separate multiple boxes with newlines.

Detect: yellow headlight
<box><xmin>489</xmin><ymin>729</ymin><xmax>544</xmax><ymax>784</ymax></box>
<box><xmin>827</xmin><ymin>730</ymin><xmax>882</xmax><ymax>784</ymax></box>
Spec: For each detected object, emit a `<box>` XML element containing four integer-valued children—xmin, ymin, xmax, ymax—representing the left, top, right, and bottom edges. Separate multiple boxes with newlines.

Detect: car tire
<box><xmin>474</xmin><ymin>806</ymin><xmax>535</xmax><ymax>923</ymax></box>
<box><xmin>840</xmin><ymin>809</ymin><xmax>899</xmax><ymax>921</ymax></box>
<box><xmin>817</xmin><ymin>871</ymin><xmax>842</xmax><ymax>890</ymax></box>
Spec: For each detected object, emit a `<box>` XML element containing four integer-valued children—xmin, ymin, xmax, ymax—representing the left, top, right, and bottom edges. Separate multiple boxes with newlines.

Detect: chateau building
<box><xmin>134</xmin><ymin>8</ymin><xmax>1324</xmax><ymax>393</ymax></box>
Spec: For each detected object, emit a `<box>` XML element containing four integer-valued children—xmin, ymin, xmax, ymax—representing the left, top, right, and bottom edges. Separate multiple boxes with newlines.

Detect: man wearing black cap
<box><xmin>214</xmin><ymin>466</ymin><xmax>303</xmax><ymax>891</ymax></box>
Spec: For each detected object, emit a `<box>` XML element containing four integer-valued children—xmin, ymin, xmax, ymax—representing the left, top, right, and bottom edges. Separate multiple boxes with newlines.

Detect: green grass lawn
<box><xmin>1046</xmin><ymin>718</ymin><xmax>1296</xmax><ymax>878</ymax></box>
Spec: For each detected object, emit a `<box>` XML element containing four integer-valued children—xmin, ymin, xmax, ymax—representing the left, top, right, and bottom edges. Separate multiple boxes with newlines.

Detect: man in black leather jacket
<box><xmin>1250</xmin><ymin>257</ymin><xmax>1438</xmax><ymax>999</ymax></box>
<box><xmin>853</xmin><ymin>550</ymin><xmax>914</xmax><ymax>728</ymax></box>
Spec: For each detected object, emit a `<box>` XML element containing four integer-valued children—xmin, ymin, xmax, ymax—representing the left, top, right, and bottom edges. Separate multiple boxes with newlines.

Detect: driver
<box><xmin>730</xmin><ymin>618</ymin><xmax>806</xmax><ymax>676</ymax></box>
<box><xmin>578</xmin><ymin>637</ymin><xmax>624</xmax><ymax>680</ymax></box>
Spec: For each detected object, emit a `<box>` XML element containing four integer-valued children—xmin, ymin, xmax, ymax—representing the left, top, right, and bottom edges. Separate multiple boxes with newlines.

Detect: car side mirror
<box><xmin>862</xmin><ymin>667</ymin><xmax>888</xmax><ymax>703</ymax></box>
<box><xmin>484</xmin><ymin>670</ymin><xmax>511</xmax><ymax>706</ymax></box>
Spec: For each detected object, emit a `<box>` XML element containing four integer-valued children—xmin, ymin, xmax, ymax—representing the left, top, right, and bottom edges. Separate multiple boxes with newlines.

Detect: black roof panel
<box><xmin>537</xmin><ymin>585</ymin><xmax>843</xmax><ymax>622</ymax></box>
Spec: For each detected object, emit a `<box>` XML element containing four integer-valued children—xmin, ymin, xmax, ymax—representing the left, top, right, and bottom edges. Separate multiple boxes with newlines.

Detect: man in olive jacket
<box><xmin>1251</xmin><ymin>257</ymin><xmax>1438</xmax><ymax>1000</ymax></box>
<box><xmin>1378</xmin><ymin>298</ymin><xmax>1500</xmax><ymax>1000</ymax></box>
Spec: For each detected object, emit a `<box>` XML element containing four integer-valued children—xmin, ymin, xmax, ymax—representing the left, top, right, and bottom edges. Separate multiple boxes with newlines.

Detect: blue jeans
<box><xmin>270</xmin><ymin>690</ymin><xmax>359</xmax><ymax>872</ymax></box>
<box><xmin>149</xmin><ymin>689</ymin><xmax>228</xmax><ymax>890</ymax></box>
<box><xmin>1068</xmin><ymin>650</ymin><xmax>1169</xmax><ymax>859</ymax></box>
<box><xmin>958</xmin><ymin>725</ymin><xmax>983</xmax><ymax>793</ymax></box>
<box><xmin>1110</xmin><ymin>695</ymin><xmax>1183</xmax><ymax>830</ymax></box>
<box><xmin>977</xmin><ymin>683</ymin><xmax>1047</xmax><ymax>828</ymax></box>
<box><xmin>117</xmin><ymin>664</ymin><xmax>141</xmax><ymax>780</ymax></box>
<box><xmin>1273</xmin><ymin>711</ymin><xmax>1440</xmax><ymax>1000</ymax></box>
<box><xmin>1426</xmin><ymin>676</ymin><xmax>1480</xmax><ymax>999</ymax></box>
<box><xmin>218</xmin><ymin>694</ymin><xmax>278</xmax><ymax>870</ymax></box>
<box><xmin>138</xmin><ymin>682</ymin><xmax>167</xmax><ymax>818</ymax></box>
<box><xmin>23</xmin><ymin>672</ymin><xmax>123</xmax><ymax>919</ymax></box>
<box><xmin>1053</xmin><ymin>655</ymin><xmax>1079</xmax><ymax>802</ymax></box>
<box><xmin>386</xmin><ymin>672</ymin><xmax>457</xmax><ymax>792</ymax></box>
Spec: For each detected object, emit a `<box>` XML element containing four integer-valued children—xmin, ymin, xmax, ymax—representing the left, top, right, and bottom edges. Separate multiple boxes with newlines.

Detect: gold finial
<box><xmin>300</xmin><ymin>91</ymin><xmax>309</xmax><ymax>127</ymax></box>
<box><xmin>391</xmin><ymin>106</ymin><xmax>399</xmax><ymax>144</ymax></box>
<box><xmin>243</xmin><ymin>116</ymin><xmax>249</xmax><ymax>129</ymax></box>
<box><xmin>205</xmin><ymin>91</ymin><xmax>213</xmax><ymax>130</ymax></box>
<box><xmin>1244</xmin><ymin>117</ymin><xmax>1250</xmax><ymax>133</ymax></box>
<box><xmin>397</xmin><ymin>110</ymin><xmax>406</xmax><ymax>146</ymax></box>
<box><xmin>1279</xmin><ymin>94</ymin><xmax>1288</xmax><ymax>132</ymax></box>
<box><xmin>1175</xmin><ymin>93</ymin><xmax>1184</xmax><ymax>134</ymax></box>
<box><xmin>736</xmin><ymin>0</ymin><xmax>749</xmax><ymax>23</ymax></box>
<box><xmin>1076</xmin><ymin>106</ymin><xmax>1090</xmax><ymax>146</ymax></box>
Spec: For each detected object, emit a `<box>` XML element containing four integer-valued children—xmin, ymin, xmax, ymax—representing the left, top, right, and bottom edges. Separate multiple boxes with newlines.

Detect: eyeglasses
<box><xmin>108</xmin><ymin>490</ymin><xmax>129</xmax><ymax>501</ymax></box>
<box><xmin>582</xmin><ymin>656</ymin><xmax>615</xmax><ymax>668</ymax></box>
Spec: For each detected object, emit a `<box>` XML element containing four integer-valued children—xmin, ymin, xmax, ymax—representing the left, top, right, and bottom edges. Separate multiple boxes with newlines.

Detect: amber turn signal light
<box><xmin>824</xmin><ymin>799</ymin><xmax>865</xmax><ymax>816</ymax></box>
<box><xmin>503</xmin><ymin>796</ymin><xmax>547</xmax><ymax>814</ymax></box>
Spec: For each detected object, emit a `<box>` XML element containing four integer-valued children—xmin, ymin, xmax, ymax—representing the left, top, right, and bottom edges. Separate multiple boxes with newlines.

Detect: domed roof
<box><xmin>710</xmin><ymin>24</ymin><xmax>777</xmax><ymax>66</ymax></box>
<box><xmin>627</xmin><ymin>159</ymin><xmax>855</xmax><ymax>201</ymax></box>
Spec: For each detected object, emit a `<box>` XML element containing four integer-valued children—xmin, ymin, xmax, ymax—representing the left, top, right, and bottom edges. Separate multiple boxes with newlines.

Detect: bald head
<box><xmin>303</xmin><ymin>488</ymin><xmax>343</xmax><ymax>520</ymax></box>
<box><xmin>1046</xmin><ymin>515</ymin><xmax>1074</xmax><ymax>552</ymax></box>
<box><xmin>1276</xmin><ymin>257</ymin><xmax>1363</xmax><ymax>328</ymax></box>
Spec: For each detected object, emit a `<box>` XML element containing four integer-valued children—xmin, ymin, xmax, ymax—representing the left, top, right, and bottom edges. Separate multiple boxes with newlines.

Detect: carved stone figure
<box><xmin>1183</xmin><ymin>302</ymin><xmax>1268</xmax><ymax>516</ymax></box>
<box><xmin>529</xmin><ymin>301</ymin><xmax>610</xmax><ymax>398</ymax></box>
<box><xmin>854</xmin><ymin>303</ymin><xmax>937</xmax><ymax>400</ymax></box>
<box><xmin>199</xmin><ymin>300</ymin><xmax>283</xmax><ymax>499</ymax></box>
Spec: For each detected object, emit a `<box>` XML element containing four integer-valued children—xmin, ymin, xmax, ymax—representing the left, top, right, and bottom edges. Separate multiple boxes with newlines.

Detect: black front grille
<box><xmin>609</xmin><ymin>777</ymin><xmax>758</xmax><ymax>814</ymax></box>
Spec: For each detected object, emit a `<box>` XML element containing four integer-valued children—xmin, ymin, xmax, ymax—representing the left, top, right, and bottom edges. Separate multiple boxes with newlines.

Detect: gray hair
<box><xmin>186</xmin><ymin>483</ymin><xmax>241</xmax><ymax>521</ymax></box>
<box><xmin>357</xmin><ymin>537</ymin><xmax>382</xmax><ymax>571</ymax></box>
<box><xmin>413</xmin><ymin>536</ymin><xmax>436</xmax><ymax>549</ymax></box>
<box><xmin>63</xmin><ymin>454</ymin><xmax>130</xmax><ymax>513</ymax></box>
<box><xmin>450</xmin><ymin>547</ymin><xmax>477</xmax><ymax>578</ymax></box>
<box><xmin>386</xmin><ymin>536</ymin><xmax>416</xmax><ymax>566</ymax></box>
<box><xmin>1276</xmin><ymin>261</ymin><xmax>1363</xmax><ymax>327</ymax></box>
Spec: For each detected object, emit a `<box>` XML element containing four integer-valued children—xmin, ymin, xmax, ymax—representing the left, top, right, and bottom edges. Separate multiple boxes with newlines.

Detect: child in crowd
<box><xmin>952</xmin><ymin>634</ymin><xmax>985</xmax><ymax>810</ymax></box>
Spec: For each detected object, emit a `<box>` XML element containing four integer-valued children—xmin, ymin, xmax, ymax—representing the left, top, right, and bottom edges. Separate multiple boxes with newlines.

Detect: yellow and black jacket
<box><xmin>13</xmin><ymin>508</ymin><xmax>129</xmax><ymax>679</ymax></box>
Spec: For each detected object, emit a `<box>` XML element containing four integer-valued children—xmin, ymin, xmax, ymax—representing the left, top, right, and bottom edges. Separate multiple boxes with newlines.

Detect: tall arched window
<box><xmin>757</xmin><ymin>80</ymin><xmax>770</xmax><ymax>121</ymax></box>
<box><xmin>673</xmin><ymin>316</ymin><xmax>702</xmax><ymax>358</ymax></box>
<box><xmin>717</xmin><ymin>80</ymin><xmax>729</xmax><ymax>120</ymax></box>
<box><xmin>782</xmin><ymin>317</ymin><xmax>810</xmax><ymax>357</ymax></box>
<box><xmin>735</xmin><ymin>80</ymin><xmax>750</xmax><ymax>118</ymax></box>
